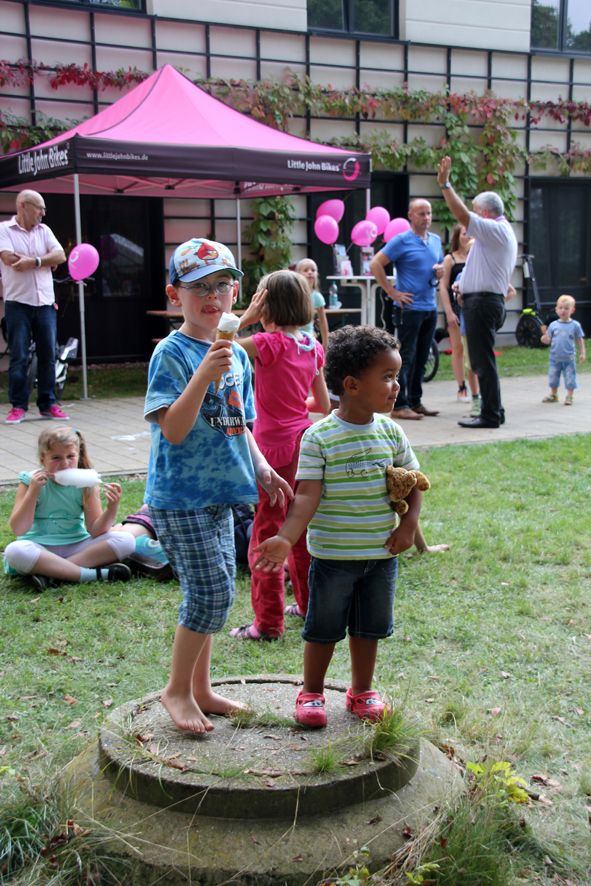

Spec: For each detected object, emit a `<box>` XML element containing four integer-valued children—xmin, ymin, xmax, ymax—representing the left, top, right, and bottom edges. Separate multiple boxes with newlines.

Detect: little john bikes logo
<box><xmin>18</xmin><ymin>144</ymin><xmax>71</xmax><ymax>177</ymax></box>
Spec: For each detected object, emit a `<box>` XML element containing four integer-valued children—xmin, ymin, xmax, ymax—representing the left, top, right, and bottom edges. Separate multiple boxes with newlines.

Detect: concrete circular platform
<box><xmin>98</xmin><ymin>676</ymin><xmax>420</xmax><ymax>820</ymax></box>
<box><xmin>64</xmin><ymin>675</ymin><xmax>465</xmax><ymax>884</ymax></box>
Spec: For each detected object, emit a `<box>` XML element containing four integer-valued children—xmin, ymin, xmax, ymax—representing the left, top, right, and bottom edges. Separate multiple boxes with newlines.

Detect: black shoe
<box><xmin>29</xmin><ymin>574</ymin><xmax>48</xmax><ymax>592</ymax></box>
<box><xmin>101</xmin><ymin>563</ymin><xmax>132</xmax><ymax>582</ymax></box>
<box><xmin>458</xmin><ymin>418</ymin><xmax>499</xmax><ymax>428</ymax></box>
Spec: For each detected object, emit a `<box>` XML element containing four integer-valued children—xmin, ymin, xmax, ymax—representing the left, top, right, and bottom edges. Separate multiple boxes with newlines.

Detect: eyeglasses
<box><xmin>180</xmin><ymin>280</ymin><xmax>234</xmax><ymax>297</ymax></box>
<box><xmin>24</xmin><ymin>202</ymin><xmax>46</xmax><ymax>212</ymax></box>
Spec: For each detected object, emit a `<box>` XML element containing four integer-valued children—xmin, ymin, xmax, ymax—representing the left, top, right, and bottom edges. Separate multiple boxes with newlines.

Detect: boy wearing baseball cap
<box><xmin>144</xmin><ymin>238</ymin><xmax>292</xmax><ymax>734</ymax></box>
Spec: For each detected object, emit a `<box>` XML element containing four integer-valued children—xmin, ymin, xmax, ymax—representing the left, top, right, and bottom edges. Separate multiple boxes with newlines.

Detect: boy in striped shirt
<box><xmin>253</xmin><ymin>326</ymin><xmax>422</xmax><ymax>728</ymax></box>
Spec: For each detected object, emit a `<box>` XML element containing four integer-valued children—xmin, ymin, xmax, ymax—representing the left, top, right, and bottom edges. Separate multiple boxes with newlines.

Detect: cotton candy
<box><xmin>53</xmin><ymin>468</ymin><xmax>102</xmax><ymax>488</ymax></box>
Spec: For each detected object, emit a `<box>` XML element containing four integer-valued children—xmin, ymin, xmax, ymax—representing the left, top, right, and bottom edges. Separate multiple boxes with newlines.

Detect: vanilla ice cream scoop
<box><xmin>214</xmin><ymin>312</ymin><xmax>241</xmax><ymax>389</ymax></box>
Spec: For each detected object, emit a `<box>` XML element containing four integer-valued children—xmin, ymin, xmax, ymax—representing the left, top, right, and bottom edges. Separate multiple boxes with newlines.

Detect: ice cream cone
<box><xmin>214</xmin><ymin>312</ymin><xmax>240</xmax><ymax>390</ymax></box>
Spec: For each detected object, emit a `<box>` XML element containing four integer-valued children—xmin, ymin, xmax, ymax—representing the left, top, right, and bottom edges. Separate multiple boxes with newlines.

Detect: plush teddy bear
<box><xmin>385</xmin><ymin>466</ymin><xmax>431</xmax><ymax>515</ymax></box>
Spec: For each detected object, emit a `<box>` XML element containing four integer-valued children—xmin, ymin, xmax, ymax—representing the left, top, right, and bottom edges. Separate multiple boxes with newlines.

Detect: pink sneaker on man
<box><xmin>39</xmin><ymin>405</ymin><xmax>70</xmax><ymax>420</ymax></box>
<box><xmin>5</xmin><ymin>407</ymin><xmax>26</xmax><ymax>424</ymax></box>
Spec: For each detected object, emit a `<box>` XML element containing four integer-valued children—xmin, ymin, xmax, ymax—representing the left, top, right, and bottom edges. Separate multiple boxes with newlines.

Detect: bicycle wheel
<box><xmin>515</xmin><ymin>312</ymin><xmax>544</xmax><ymax>348</ymax></box>
<box><xmin>423</xmin><ymin>341</ymin><xmax>439</xmax><ymax>382</ymax></box>
<box><xmin>27</xmin><ymin>351</ymin><xmax>38</xmax><ymax>393</ymax></box>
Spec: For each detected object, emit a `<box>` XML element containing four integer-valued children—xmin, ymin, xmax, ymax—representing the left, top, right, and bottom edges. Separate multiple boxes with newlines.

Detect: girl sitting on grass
<box><xmin>3</xmin><ymin>426</ymin><xmax>134</xmax><ymax>592</ymax></box>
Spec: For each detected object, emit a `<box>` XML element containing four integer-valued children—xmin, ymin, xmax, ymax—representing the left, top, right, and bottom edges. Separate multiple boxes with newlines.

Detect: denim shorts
<box><xmin>150</xmin><ymin>505</ymin><xmax>236</xmax><ymax>634</ymax></box>
<box><xmin>302</xmin><ymin>556</ymin><xmax>398</xmax><ymax>643</ymax></box>
<box><xmin>548</xmin><ymin>357</ymin><xmax>577</xmax><ymax>391</ymax></box>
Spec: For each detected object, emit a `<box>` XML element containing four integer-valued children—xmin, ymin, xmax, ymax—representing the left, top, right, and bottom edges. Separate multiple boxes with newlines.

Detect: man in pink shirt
<box><xmin>0</xmin><ymin>190</ymin><xmax>68</xmax><ymax>423</ymax></box>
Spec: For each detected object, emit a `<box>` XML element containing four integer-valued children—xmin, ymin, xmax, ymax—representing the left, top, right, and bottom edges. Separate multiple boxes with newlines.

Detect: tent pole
<box><xmin>235</xmin><ymin>196</ymin><xmax>242</xmax><ymax>299</ymax></box>
<box><xmin>73</xmin><ymin>174</ymin><xmax>88</xmax><ymax>400</ymax></box>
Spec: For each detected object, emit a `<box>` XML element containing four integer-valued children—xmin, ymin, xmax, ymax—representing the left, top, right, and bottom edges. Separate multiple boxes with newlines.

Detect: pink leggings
<box><xmin>248</xmin><ymin>448</ymin><xmax>310</xmax><ymax>637</ymax></box>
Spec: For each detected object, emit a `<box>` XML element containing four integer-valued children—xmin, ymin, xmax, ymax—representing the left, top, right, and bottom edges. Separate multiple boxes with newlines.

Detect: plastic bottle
<box><xmin>328</xmin><ymin>281</ymin><xmax>339</xmax><ymax>308</ymax></box>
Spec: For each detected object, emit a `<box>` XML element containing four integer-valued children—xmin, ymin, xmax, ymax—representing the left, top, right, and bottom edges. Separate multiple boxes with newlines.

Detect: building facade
<box><xmin>1</xmin><ymin>0</ymin><xmax>590</xmax><ymax>360</ymax></box>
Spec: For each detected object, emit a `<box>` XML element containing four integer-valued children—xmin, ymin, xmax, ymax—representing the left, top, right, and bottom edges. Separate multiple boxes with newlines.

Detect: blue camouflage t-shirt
<box><xmin>144</xmin><ymin>330</ymin><xmax>258</xmax><ymax>510</ymax></box>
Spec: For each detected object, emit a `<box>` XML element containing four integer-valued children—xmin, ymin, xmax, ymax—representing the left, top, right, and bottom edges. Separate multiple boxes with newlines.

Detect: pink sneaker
<box><xmin>39</xmin><ymin>404</ymin><xmax>70</xmax><ymax>420</ymax></box>
<box><xmin>345</xmin><ymin>688</ymin><xmax>388</xmax><ymax>723</ymax></box>
<box><xmin>5</xmin><ymin>407</ymin><xmax>26</xmax><ymax>424</ymax></box>
<box><xmin>295</xmin><ymin>690</ymin><xmax>327</xmax><ymax>728</ymax></box>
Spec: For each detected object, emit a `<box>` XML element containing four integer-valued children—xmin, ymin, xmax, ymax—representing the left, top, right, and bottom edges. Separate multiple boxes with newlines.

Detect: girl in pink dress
<box><xmin>230</xmin><ymin>270</ymin><xmax>330</xmax><ymax>640</ymax></box>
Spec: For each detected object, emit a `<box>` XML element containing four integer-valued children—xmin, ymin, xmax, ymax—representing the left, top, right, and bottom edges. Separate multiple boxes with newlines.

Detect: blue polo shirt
<box><xmin>382</xmin><ymin>230</ymin><xmax>443</xmax><ymax>311</ymax></box>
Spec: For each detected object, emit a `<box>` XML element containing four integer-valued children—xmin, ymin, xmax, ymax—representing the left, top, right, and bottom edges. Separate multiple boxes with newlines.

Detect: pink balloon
<box><xmin>365</xmin><ymin>206</ymin><xmax>390</xmax><ymax>235</ymax></box>
<box><xmin>68</xmin><ymin>243</ymin><xmax>99</xmax><ymax>281</ymax></box>
<box><xmin>314</xmin><ymin>214</ymin><xmax>339</xmax><ymax>245</ymax></box>
<box><xmin>316</xmin><ymin>199</ymin><xmax>345</xmax><ymax>223</ymax></box>
<box><xmin>351</xmin><ymin>220</ymin><xmax>378</xmax><ymax>247</ymax></box>
<box><xmin>384</xmin><ymin>217</ymin><xmax>411</xmax><ymax>242</ymax></box>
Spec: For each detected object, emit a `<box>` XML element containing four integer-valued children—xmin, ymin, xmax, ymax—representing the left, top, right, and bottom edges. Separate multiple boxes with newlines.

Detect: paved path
<box><xmin>0</xmin><ymin>375</ymin><xmax>588</xmax><ymax>486</ymax></box>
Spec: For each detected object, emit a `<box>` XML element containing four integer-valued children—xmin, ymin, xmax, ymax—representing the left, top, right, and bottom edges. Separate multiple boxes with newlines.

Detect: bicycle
<box><xmin>380</xmin><ymin>298</ymin><xmax>440</xmax><ymax>382</ymax></box>
<box><xmin>515</xmin><ymin>254</ymin><xmax>556</xmax><ymax>348</ymax></box>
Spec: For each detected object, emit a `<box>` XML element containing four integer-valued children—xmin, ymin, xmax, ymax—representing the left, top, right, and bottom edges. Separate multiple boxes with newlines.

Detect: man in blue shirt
<box><xmin>371</xmin><ymin>200</ymin><xmax>443</xmax><ymax>420</ymax></box>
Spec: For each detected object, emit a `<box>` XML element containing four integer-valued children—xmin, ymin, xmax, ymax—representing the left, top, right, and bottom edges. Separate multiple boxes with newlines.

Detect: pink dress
<box><xmin>248</xmin><ymin>331</ymin><xmax>324</xmax><ymax>636</ymax></box>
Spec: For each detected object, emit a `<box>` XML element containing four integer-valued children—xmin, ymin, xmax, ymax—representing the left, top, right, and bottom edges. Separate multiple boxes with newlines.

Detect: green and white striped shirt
<box><xmin>296</xmin><ymin>412</ymin><xmax>419</xmax><ymax>560</ymax></box>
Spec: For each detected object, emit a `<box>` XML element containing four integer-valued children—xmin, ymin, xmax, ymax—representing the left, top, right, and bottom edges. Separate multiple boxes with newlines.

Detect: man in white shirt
<box><xmin>437</xmin><ymin>157</ymin><xmax>517</xmax><ymax>428</ymax></box>
<box><xmin>0</xmin><ymin>190</ymin><xmax>68</xmax><ymax>423</ymax></box>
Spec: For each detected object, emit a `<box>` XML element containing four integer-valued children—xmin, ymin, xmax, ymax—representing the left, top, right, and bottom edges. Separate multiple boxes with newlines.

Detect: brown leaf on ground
<box><xmin>66</xmin><ymin>719</ymin><xmax>82</xmax><ymax>730</ymax></box>
<box><xmin>166</xmin><ymin>758</ymin><xmax>187</xmax><ymax>771</ymax></box>
<box><xmin>551</xmin><ymin>715</ymin><xmax>571</xmax><ymax>727</ymax></box>
<box><xmin>63</xmin><ymin>694</ymin><xmax>78</xmax><ymax>705</ymax></box>
<box><xmin>367</xmin><ymin>814</ymin><xmax>382</xmax><ymax>825</ymax></box>
<box><xmin>402</xmin><ymin>825</ymin><xmax>414</xmax><ymax>839</ymax></box>
<box><xmin>439</xmin><ymin>743</ymin><xmax>456</xmax><ymax>759</ymax></box>
<box><xmin>531</xmin><ymin>774</ymin><xmax>562</xmax><ymax>790</ymax></box>
<box><xmin>47</xmin><ymin>647</ymin><xmax>67</xmax><ymax>656</ymax></box>
<box><xmin>489</xmin><ymin>706</ymin><xmax>502</xmax><ymax>716</ymax></box>
<box><xmin>102</xmin><ymin>698</ymin><xmax>113</xmax><ymax>708</ymax></box>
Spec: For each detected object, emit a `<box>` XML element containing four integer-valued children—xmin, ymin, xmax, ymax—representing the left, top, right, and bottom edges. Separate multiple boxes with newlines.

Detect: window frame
<box><xmin>531</xmin><ymin>0</ymin><xmax>591</xmax><ymax>55</ymax></box>
<box><xmin>33</xmin><ymin>0</ymin><xmax>146</xmax><ymax>13</ymax></box>
<box><xmin>307</xmin><ymin>0</ymin><xmax>398</xmax><ymax>41</ymax></box>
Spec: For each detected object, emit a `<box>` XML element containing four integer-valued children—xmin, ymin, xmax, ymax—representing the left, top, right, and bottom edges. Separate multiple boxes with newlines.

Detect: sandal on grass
<box><xmin>345</xmin><ymin>688</ymin><xmax>388</xmax><ymax>723</ymax></box>
<box><xmin>229</xmin><ymin>623</ymin><xmax>279</xmax><ymax>641</ymax></box>
<box><xmin>284</xmin><ymin>603</ymin><xmax>305</xmax><ymax>618</ymax></box>
<box><xmin>295</xmin><ymin>690</ymin><xmax>326</xmax><ymax>728</ymax></box>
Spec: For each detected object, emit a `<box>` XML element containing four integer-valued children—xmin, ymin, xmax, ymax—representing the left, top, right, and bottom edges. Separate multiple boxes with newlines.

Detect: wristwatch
<box><xmin>440</xmin><ymin>182</ymin><xmax>452</xmax><ymax>190</ymax></box>
<box><xmin>35</xmin><ymin>257</ymin><xmax>42</xmax><ymax>267</ymax></box>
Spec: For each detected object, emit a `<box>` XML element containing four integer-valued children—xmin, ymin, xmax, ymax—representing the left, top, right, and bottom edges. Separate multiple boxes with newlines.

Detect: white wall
<box><xmin>400</xmin><ymin>0</ymin><xmax>532</xmax><ymax>52</ymax></box>
<box><xmin>151</xmin><ymin>0</ymin><xmax>307</xmax><ymax>32</ymax></box>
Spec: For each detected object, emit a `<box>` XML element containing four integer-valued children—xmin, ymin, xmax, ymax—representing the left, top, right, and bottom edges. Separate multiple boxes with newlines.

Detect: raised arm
<box><xmin>437</xmin><ymin>156</ymin><xmax>470</xmax><ymax>228</ymax></box>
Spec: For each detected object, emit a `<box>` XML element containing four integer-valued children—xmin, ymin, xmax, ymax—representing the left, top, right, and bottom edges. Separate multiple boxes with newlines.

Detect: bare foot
<box><xmin>160</xmin><ymin>688</ymin><xmax>214</xmax><ymax>734</ymax></box>
<box><xmin>195</xmin><ymin>690</ymin><xmax>248</xmax><ymax>717</ymax></box>
<box><xmin>416</xmin><ymin>543</ymin><xmax>450</xmax><ymax>554</ymax></box>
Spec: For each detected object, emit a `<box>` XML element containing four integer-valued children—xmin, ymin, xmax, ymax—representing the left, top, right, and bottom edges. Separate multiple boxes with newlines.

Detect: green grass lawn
<box><xmin>1</xmin><ymin>434</ymin><xmax>590</xmax><ymax>883</ymax></box>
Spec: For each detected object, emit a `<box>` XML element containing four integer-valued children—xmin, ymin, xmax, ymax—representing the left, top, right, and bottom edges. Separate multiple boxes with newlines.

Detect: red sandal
<box><xmin>295</xmin><ymin>690</ymin><xmax>327</xmax><ymax>728</ymax></box>
<box><xmin>345</xmin><ymin>688</ymin><xmax>387</xmax><ymax>723</ymax></box>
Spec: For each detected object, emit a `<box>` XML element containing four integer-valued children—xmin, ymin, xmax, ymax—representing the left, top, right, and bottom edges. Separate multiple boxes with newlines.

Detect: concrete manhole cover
<box><xmin>99</xmin><ymin>675</ymin><xmax>419</xmax><ymax>819</ymax></box>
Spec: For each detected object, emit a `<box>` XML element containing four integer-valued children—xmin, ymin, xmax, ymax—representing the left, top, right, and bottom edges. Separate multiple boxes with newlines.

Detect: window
<box><xmin>308</xmin><ymin>0</ymin><xmax>396</xmax><ymax>38</ymax></box>
<box><xmin>531</xmin><ymin>0</ymin><xmax>591</xmax><ymax>52</ymax></box>
<box><xmin>37</xmin><ymin>0</ymin><xmax>144</xmax><ymax>10</ymax></box>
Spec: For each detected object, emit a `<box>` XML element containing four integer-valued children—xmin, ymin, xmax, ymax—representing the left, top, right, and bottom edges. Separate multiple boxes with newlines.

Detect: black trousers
<box><xmin>462</xmin><ymin>292</ymin><xmax>506</xmax><ymax>425</ymax></box>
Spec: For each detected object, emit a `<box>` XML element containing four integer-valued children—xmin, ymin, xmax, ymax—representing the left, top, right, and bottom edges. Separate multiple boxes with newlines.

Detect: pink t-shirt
<box><xmin>0</xmin><ymin>217</ymin><xmax>62</xmax><ymax>306</ymax></box>
<box><xmin>252</xmin><ymin>331</ymin><xmax>324</xmax><ymax>468</ymax></box>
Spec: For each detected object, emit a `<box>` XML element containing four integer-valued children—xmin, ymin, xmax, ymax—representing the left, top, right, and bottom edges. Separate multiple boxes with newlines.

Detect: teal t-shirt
<box><xmin>15</xmin><ymin>471</ymin><xmax>89</xmax><ymax>546</ymax></box>
<box><xmin>300</xmin><ymin>289</ymin><xmax>326</xmax><ymax>339</ymax></box>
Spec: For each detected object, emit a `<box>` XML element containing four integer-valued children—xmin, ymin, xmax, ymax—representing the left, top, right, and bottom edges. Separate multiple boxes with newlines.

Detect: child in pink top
<box><xmin>230</xmin><ymin>270</ymin><xmax>330</xmax><ymax>640</ymax></box>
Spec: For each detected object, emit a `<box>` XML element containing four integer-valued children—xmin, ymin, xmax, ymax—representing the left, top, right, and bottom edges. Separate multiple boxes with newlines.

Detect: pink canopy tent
<box><xmin>0</xmin><ymin>65</ymin><xmax>371</xmax><ymax>394</ymax></box>
<box><xmin>0</xmin><ymin>64</ymin><xmax>370</xmax><ymax>198</ymax></box>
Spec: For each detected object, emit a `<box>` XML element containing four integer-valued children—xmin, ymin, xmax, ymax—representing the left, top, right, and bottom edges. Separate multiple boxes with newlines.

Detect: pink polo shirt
<box><xmin>0</xmin><ymin>216</ymin><xmax>62</xmax><ymax>306</ymax></box>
